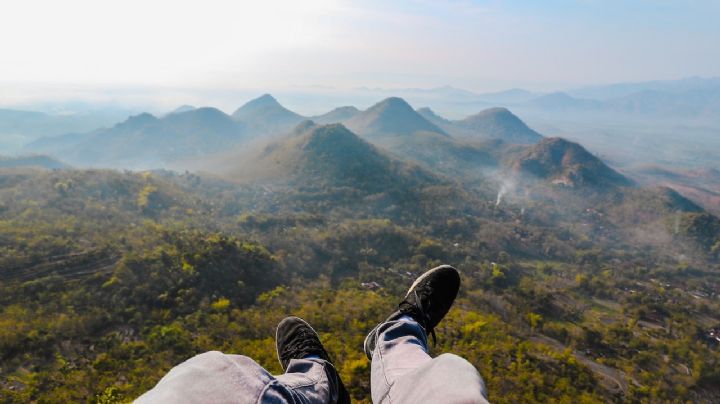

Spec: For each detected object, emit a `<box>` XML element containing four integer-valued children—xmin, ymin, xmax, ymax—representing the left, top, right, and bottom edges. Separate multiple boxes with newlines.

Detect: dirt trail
<box><xmin>0</xmin><ymin>249</ymin><xmax>120</xmax><ymax>282</ymax></box>
<box><xmin>531</xmin><ymin>334</ymin><xmax>631</xmax><ymax>395</ymax></box>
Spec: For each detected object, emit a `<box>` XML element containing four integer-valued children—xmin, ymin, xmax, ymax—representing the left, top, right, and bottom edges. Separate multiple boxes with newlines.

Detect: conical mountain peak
<box><xmin>345</xmin><ymin>97</ymin><xmax>446</xmax><ymax>137</ymax></box>
<box><xmin>231</xmin><ymin>94</ymin><xmax>305</xmax><ymax>136</ymax></box>
<box><xmin>374</xmin><ymin>96</ymin><xmax>413</xmax><ymax>110</ymax></box>
<box><xmin>509</xmin><ymin>137</ymin><xmax>632</xmax><ymax>188</ymax></box>
<box><xmin>472</xmin><ymin>107</ymin><xmax>512</xmax><ymax>117</ymax></box>
<box><xmin>233</xmin><ymin>94</ymin><xmax>284</xmax><ymax>115</ymax></box>
<box><xmin>251</xmin><ymin>93</ymin><xmax>280</xmax><ymax>107</ymax></box>
<box><xmin>222</xmin><ymin>123</ymin><xmax>440</xmax><ymax>193</ymax></box>
<box><xmin>454</xmin><ymin>107</ymin><xmax>542</xmax><ymax>144</ymax></box>
<box><xmin>111</xmin><ymin>113</ymin><xmax>158</xmax><ymax>131</ymax></box>
<box><xmin>300</xmin><ymin>123</ymin><xmax>369</xmax><ymax>154</ymax></box>
<box><xmin>312</xmin><ymin>106</ymin><xmax>360</xmax><ymax>124</ymax></box>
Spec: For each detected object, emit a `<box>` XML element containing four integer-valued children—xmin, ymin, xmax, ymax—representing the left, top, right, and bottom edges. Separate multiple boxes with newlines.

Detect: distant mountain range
<box><xmin>525</xmin><ymin>92</ymin><xmax>603</xmax><ymax>111</ymax></box>
<box><xmin>568</xmin><ymin>77</ymin><xmax>720</xmax><ymax>100</ymax></box>
<box><xmin>0</xmin><ymin>108</ymin><xmax>132</xmax><ymax>152</ymax></box>
<box><xmin>517</xmin><ymin>78</ymin><xmax>720</xmax><ymax>121</ymax></box>
<box><xmin>23</xmin><ymin>94</ymin><xmax>550</xmax><ymax>168</ymax></box>
<box><xmin>26</xmin><ymin>108</ymin><xmax>245</xmax><ymax>168</ymax></box>
<box><xmin>523</xmin><ymin>88</ymin><xmax>720</xmax><ymax>119</ymax></box>
<box><xmin>6</xmin><ymin>90</ymin><xmax>716</xmax><ymax>239</ymax></box>
<box><xmin>354</xmin><ymin>77</ymin><xmax>720</xmax><ymax>121</ymax></box>
<box><xmin>16</xmin><ymin>92</ymin><xmax>641</xmax><ymax>194</ymax></box>
<box><xmin>2</xmin><ymin>78</ymin><xmax>717</xmax><ymax>216</ymax></box>
<box><xmin>4</xmin><ymin>76</ymin><xmax>718</xmax><ymax>154</ymax></box>
<box><xmin>312</xmin><ymin>97</ymin><xmax>544</xmax><ymax>144</ymax></box>
<box><xmin>207</xmin><ymin>116</ymin><xmax>628</xmax><ymax>195</ymax></box>
<box><xmin>14</xmin><ymin>88</ymin><xmax>715</xmax><ymax>206</ymax></box>
<box><xmin>355</xmin><ymin>85</ymin><xmax>540</xmax><ymax>107</ymax></box>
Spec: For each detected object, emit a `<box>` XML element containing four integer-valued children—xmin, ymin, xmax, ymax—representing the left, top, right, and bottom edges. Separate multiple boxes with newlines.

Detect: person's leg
<box><xmin>135</xmin><ymin>351</ymin><xmax>335</xmax><ymax>403</ymax></box>
<box><xmin>136</xmin><ymin>316</ymin><xmax>349</xmax><ymax>404</ymax></box>
<box><xmin>370</xmin><ymin>315</ymin><xmax>488</xmax><ymax>403</ymax></box>
<box><xmin>364</xmin><ymin>265</ymin><xmax>489</xmax><ymax>403</ymax></box>
<box><xmin>369</xmin><ymin>313</ymin><xmax>432</xmax><ymax>402</ymax></box>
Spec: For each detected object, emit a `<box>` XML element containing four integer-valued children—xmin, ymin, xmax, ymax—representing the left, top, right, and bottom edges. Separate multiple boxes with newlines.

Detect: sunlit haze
<box><xmin>2</xmin><ymin>0</ymin><xmax>719</xmax><ymax>110</ymax></box>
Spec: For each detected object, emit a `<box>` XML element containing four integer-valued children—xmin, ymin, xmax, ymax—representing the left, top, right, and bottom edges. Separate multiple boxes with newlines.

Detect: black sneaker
<box><xmin>363</xmin><ymin>265</ymin><xmax>460</xmax><ymax>360</ymax></box>
<box><xmin>276</xmin><ymin>316</ymin><xmax>331</xmax><ymax>369</ymax></box>
<box><xmin>275</xmin><ymin>316</ymin><xmax>351</xmax><ymax>403</ymax></box>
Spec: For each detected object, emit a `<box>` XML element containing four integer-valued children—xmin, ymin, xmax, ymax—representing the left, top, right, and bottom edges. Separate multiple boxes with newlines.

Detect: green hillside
<box><xmin>1</xmin><ymin>163</ymin><xmax>719</xmax><ymax>403</ymax></box>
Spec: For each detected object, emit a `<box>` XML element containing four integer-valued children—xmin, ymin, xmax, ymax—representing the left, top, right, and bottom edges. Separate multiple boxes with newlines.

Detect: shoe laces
<box><xmin>279</xmin><ymin>329</ymin><xmax>326</xmax><ymax>363</ymax></box>
<box><xmin>400</xmin><ymin>288</ymin><xmax>438</xmax><ymax>346</ymax></box>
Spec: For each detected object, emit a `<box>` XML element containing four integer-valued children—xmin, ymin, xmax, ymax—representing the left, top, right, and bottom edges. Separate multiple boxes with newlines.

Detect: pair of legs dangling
<box><xmin>137</xmin><ymin>265</ymin><xmax>489</xmax><ymax>403</ymax></box>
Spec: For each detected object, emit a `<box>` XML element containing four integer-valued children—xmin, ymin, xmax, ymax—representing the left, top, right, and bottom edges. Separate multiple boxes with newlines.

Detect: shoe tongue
<box><xmin>399</xmin><ymin>294</ymin><xmax>431</xmax><ymax>328</ymax></box>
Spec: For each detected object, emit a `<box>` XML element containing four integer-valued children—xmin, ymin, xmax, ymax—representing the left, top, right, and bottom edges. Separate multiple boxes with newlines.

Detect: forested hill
<box><xmin>507</xmin><ymin>137</ymin><xmax>634</xmax><ymax>188</ymax></box>
<box><xmin>1</xmin><ymin>166</ymin><xmax>719</xmax><ymax>403</ymax></box>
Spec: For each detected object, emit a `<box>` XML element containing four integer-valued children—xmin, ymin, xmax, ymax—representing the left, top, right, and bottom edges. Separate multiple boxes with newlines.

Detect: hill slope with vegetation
<box><xmin>1</xmin><ymin>164</ymin><xmax>719</xmax><ymax>403</ymax></box>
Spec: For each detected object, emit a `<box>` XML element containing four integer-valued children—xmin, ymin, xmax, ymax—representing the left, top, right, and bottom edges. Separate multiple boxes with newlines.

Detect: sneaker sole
<box><xmin>275</xmin><ymin>316</ymin><xmax>320</xmax><ymax>370</ymax></box>
<box><xmin>404</xmin><ymin>264</ymin><xmax>457</xmax><ymax>299</ymax></box>
<box><xmin>363</xmin><ymin>322</ymin><xmax>382</xmax><ymax>360</ymax></box>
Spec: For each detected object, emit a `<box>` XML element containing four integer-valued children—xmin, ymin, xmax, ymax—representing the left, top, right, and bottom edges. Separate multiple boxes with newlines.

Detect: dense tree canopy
<box><xmin>1</xmin><ymin>168</ymin><xmax>718</xmax><ymax>403</ymax></box>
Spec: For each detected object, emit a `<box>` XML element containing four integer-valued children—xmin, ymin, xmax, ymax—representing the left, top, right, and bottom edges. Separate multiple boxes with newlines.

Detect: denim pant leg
<box><xmin>273</xmin><ymin>358</ymin><xmax>342</xmax><ymax>403</ymax></box>
<box><xmin>135</xmin><ymin>351</ymin><xmax>337</xmax><ymax>404</ymax></box>
<box><xmin>370</xmin><ymin>316</ymin><xmax>490</xmax><ymax>404</ymax></box>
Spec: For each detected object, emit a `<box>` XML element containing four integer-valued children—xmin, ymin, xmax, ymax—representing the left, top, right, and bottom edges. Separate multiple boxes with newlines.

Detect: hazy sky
<box><xmin>1</xmin><ymin>0</ymin><xmax>719</xmax><ymax>107</ymax></box>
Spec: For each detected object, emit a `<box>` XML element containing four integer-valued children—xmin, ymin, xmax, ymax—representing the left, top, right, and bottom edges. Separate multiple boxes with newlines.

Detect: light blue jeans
<box><xmin>370</xmin><ymin>314</ymin><xmax>489</xmax><ymax>403</ymax></box>
<box><xmin>135</xmin><ymin>352</ymin><xmax>341</xmax><ymax>403</ymax></box>
<box><xmin>136</xmin><ymin>316</ymin><xmax>488</xmax><ymax>403</ymax></box>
